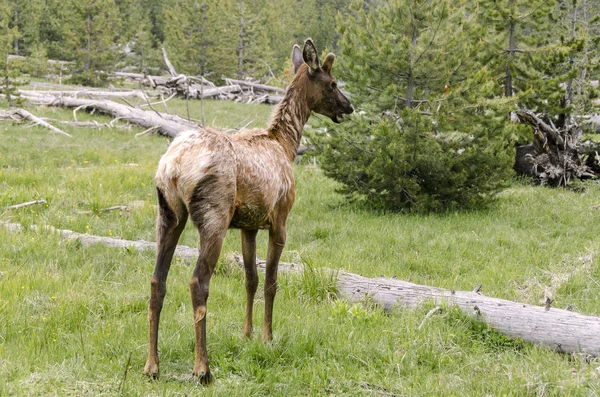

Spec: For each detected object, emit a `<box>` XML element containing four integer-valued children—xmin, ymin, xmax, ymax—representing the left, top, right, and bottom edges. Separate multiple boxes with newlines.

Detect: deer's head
<box><xmin>292</xmin><ymin>39</ymin><xmax>353</xmax><ymax>123</ymax></box>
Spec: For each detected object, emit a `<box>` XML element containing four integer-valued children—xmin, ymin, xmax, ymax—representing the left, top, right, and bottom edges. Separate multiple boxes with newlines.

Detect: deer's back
<box><xmin>155</xmin><ymin>129</ymin><xmax>295</xmax><ymax>229</ymax></box>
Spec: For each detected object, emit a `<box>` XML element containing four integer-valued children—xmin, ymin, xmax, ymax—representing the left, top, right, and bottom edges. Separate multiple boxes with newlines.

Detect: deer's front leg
<box><xmin>262</xmin><ymin>224</ymin><xmax>286</xmax><ymax>343</ymax></box>
<box><xmin>241</xmin><ymin>229</ymin><xmax>259</xmax><ymax>338</ymax></box>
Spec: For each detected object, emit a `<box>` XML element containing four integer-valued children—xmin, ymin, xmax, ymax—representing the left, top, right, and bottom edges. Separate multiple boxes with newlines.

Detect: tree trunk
<box><xmin>237</xmin><ymin>0</ymin><xmax>245</xmax><ymax>78</ymax></box>
<box><xmin>505</xmin><ymin>0</ymin><xmax>516</xmax><ymax>97</ymax></box>
<box><xmin>337</xmin><ymin>272</ymin><xmax>600</xmax><ymax>356</ymax></box>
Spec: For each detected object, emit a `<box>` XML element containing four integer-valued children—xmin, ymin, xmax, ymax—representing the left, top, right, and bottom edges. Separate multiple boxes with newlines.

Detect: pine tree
<box><xmin>315</xmin><ymin>0</ymin><xmax>515</xmax><ymax>211</ymax></box>
<box><xmin>0</xmin><ymin>1</ymin><xmax>22</xmax><ymax>108</ymax></box>
<box><xmin>65</xmin><ymin>0</ymin><xmax>120</xmax><ymax>86</ymax></box>
<box><xmin>117</xmin><ymin>0</ymin><xmax>161</xmax><ymax>72</ymax></box>
<box><xmin>477</xmin><ymin>0</ymin><xmax>562</xmax><ymax>114</ymax></box>
<box><xmin>164</xmin><ymin>0</ymin><xmax>237</xmax><ymax>78</ymax></box>
<box><xmin>554</xmin><ymin>0</ymin><xmax>600</xmax><ymax>117</ymax></box>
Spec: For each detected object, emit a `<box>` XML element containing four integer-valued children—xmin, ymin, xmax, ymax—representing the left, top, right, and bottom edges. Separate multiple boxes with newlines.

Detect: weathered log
<box><xmin>187</xmin><ymin>84</ymin><xmax>243</xmax><ymax>99</ymax></box>
<box><xmin>223</xmin><ymin>77</ymin><xmax>286</xmax><ymax>94</ymax></box>
<box><xmin>114</xmin><ymin>72</ymin><xmax>214</xmax><ymax>89</ymax></box>
<box><xmin>229</xmin><ymin>254</ymin><xmax>600</xmax><ymax>357</ymax></box>
<box><xmin>337</xmin><ymin>272</ymin><xmax>600</xmax><ymax>356</ymax></box>
<box><xmin>20</xmin><ymin>89</ymin><xmax>146</xmax><ymax>100</ymax></box>
<box><xmin>21</xmin><ymin>93</ymin><xmax>197</xmax><ymax>138</ymax></box>
<box><xmin>5</xmin><ymin>199</ymin><xmax>47</xmax><ymax>210</ymax></box>
<box><xmin>0</xmin><ymin>222</ymin><xmax>199</xmax><ymax>259</ymax></box>
<box><xmin>9</xmin><ymin>108</ymin><xmax>72</xmax><ymax>137</ymax></box>
<box><xmin>2</xmin><ymin>219</ymin><xmax>599</xmax><ymax>356</ymax></box>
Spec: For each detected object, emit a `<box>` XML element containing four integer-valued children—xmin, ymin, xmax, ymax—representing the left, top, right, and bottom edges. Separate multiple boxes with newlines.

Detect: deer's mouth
<box><xmin>332</xmin><ymin>113</ymin><xmax>347</xmax><ymax>123</ymax></box>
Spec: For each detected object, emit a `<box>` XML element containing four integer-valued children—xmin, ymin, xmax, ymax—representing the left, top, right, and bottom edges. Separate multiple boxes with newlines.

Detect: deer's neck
<box><xmin>267</xmin><ymin>82</ymin><xmax>311</xmax><ymax>162</ymax></box>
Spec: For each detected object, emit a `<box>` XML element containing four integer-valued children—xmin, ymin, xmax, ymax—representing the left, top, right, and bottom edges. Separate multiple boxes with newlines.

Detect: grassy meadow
<box><xmin>1</xmin><ymin>98</ymin><xmax>600</xmax><ymax>396</ymax></box>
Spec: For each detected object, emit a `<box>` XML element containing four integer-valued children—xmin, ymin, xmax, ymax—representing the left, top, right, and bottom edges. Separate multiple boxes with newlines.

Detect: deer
<box><xmin>143</xmin><ymin>39</ymin><xmax>353</xmax><ymax>383</ymax></box>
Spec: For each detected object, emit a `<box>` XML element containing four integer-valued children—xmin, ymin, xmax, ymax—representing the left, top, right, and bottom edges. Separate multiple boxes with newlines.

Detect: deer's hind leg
<box><xmin>144</xmin><ymin>187</ymin><xmax>188</xmax><ymax>378</ymax></box>
<box><xmin>187</xmin><ymin>174</ymin><xmax>235</xmax><ymax>384</ymax></box>
<box><xmin>241</xmin><ymin>229</ymin><xmax>259</xmax><ymax>338</ymax></box>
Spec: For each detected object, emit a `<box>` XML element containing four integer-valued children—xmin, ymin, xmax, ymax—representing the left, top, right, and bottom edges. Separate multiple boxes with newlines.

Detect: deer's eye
<box><xmin>331</xmin><ymin>81</ymin><xmax>337</xmax><ymax>89</ymax></box>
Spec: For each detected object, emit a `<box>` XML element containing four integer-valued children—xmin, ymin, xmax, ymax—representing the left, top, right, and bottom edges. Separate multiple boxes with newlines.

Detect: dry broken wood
<box><xmin>0</xmin><ymin>221</ymin><xmax>199</xmax><ymax>259</ymax></box>
<box><xmin>515</xmin><ymin>110</ymin><xmax>598</xmax><ymax>186</ymax></box>
<box><xmin>19</xmin><ymin>92</ymin><xmax>308</xmax><ymax>157</ymax></box>
<box><xmin>223</xmin><ymin>77</ymin><xmax>286</xmax><ymax>95</ymax></box>
<box><xmin>6</xmin><ymin>109</ymin><xmax>72</xmax><ymax>137</ymax></box>
<box><xmin>21</xmin><ymin>92</ymin><xmax>197</xmax><ymax>138</ymax></box>
<box><xmin>336</xmin><ymin>272</ymin><xmax>600</xmax><ymax>357</ymax></box>
<box><xmin>114</xmin><ymin>69</ymin><xmax>284</xmax><ymax>104</ymax></box>
<box><xmin>3</xmin><ymin>218</ymin><xmax>596</xmax><ymax>358</ymax></box>
<box><xmin>5</xmin><ymin>199</ymin><xmax>47</xmax><ymax>210</ymax></box>
<box><xmin>20</xmin><ymin>89</ymin><xmax>147</xmax><ymax>100</ymax></box>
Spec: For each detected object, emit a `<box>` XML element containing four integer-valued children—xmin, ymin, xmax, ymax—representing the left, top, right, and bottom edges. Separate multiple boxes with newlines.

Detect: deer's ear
<box><xmin>292</xmin><ymin>45</ymin><xmax>304</xmax><ymax>74</ymax></box>
<box><xmin>322</xmin><ymin>53</ymin><xmax>335</xmax><ymax>74</ymax></box>
<box><xmin>302</xmin><ymin>39</ymin><xmax>320</xmax><ymax>73</ymax></box>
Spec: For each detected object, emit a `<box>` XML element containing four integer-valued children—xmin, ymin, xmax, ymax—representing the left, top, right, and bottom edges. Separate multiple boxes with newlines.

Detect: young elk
<box><xmin>144</xmin><ymin>39</ymin><xmax>353</xmax><ymax>383</ymax></box>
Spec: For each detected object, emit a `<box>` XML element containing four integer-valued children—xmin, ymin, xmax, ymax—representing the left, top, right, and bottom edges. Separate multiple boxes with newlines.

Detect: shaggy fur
<box><xmin>144</xmin><ymin>39</ymin><xmax>353</xmax><ymax>383</ymax></box>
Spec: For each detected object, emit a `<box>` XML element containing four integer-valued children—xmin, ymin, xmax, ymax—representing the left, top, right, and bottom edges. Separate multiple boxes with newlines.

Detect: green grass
<box><xmin>1</xmin><ymin>100</ymin><xmax>600</xmax><ymax>395</ymax></box>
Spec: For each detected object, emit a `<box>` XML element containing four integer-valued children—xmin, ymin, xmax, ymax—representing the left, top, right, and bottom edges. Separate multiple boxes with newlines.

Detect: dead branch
<box><xmin>19</xmin><ymin>89</ymin><xmax>146</xmax><ymax>100</ymax></box>
<box><xmin>223</xmin><ymin>77</ymin><xmax>286</xmax><ymax>94</ymax></box>
<box><xmin>162</xmin><ymin>47</ymin><xmax>178</xmax><ymax>78</ymax></box>
<box><xmin>10</xmin><ymin>109</ymin><xmax>71</xmax><ymax>137</ymax></box>
<box><xmin>5</xmin><ymin>199</ymin><xmax>47</xmax><ymax>210</ymax></box>
<box><xmin>21</xmin><ymin>92</ymin><xmax>197</xmax><ymax>138</ymax></box>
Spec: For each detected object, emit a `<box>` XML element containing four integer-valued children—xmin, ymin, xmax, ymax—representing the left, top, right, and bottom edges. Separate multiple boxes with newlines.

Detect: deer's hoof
<box><xmin>143</xmin><ymin>362</ymin><xmax>159</xmax><ymax>379</ymax></box>
<box><xmin>193</xmin><ymin>369</ymin><xmax>214</xmax><ymax>385</ymax></box>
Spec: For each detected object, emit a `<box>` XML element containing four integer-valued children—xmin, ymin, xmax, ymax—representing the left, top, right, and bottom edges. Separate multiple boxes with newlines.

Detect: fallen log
<box><xmin>21</xmin><ymin>93</ymin><xmax>197</xmax><ymax>138</ymax></box>
<box><xmin>2</xmin><ymin>219</ymin><xmax>598</xmax><ymax>357</ymax></box>
<box><xmin>187</xmin><ymin>84</ymin><xmax>242</xmax><ymax>99</ymax></box>
<box><xmin>19</xmin><ymin>93</ymin><xmax>304</xmax><ymax>156</ymax></box>
<box><xmin>0</xmin><ymin>222</ymin><xmax>199</xmax><ymax>259</ymax></box>
<box><xmin>229</xmin><ymin>255</ymin><xmax>600</xmax><ymax>357</ymax></box>
<box><xmin>5</xmin><ymin>108</ymin><xmax>72</xmax><ymax>137</ymax></box>
<box><xmin>20</xmin><ymin>89</ymin><xmax>146</xmax><ymax>100</ymax></box>
<box><xmin>5</xmin><ymin>199</ymin><xmax>47</xmax><ymax>210</ymax></box>
<box><xmin>337</xmin><ymin>272</ymin><xmax>600</xmax><ymax>356</ymax></box>
<box><xmin>223</xmin><ymin>77</ymin><xmax>286</xmax><ymax>95</ymax></box>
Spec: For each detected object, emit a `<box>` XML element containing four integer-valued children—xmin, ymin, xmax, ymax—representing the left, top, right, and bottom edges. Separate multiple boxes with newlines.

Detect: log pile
<box><xmin>113</xmin><ymin>48</ymin><xmax>284</xmax><ymax>104</ymax></box>
<box><xmin>115</xmin><ymin>72</ymin><xmax>283</xmax><ymax>104</ymax></box>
